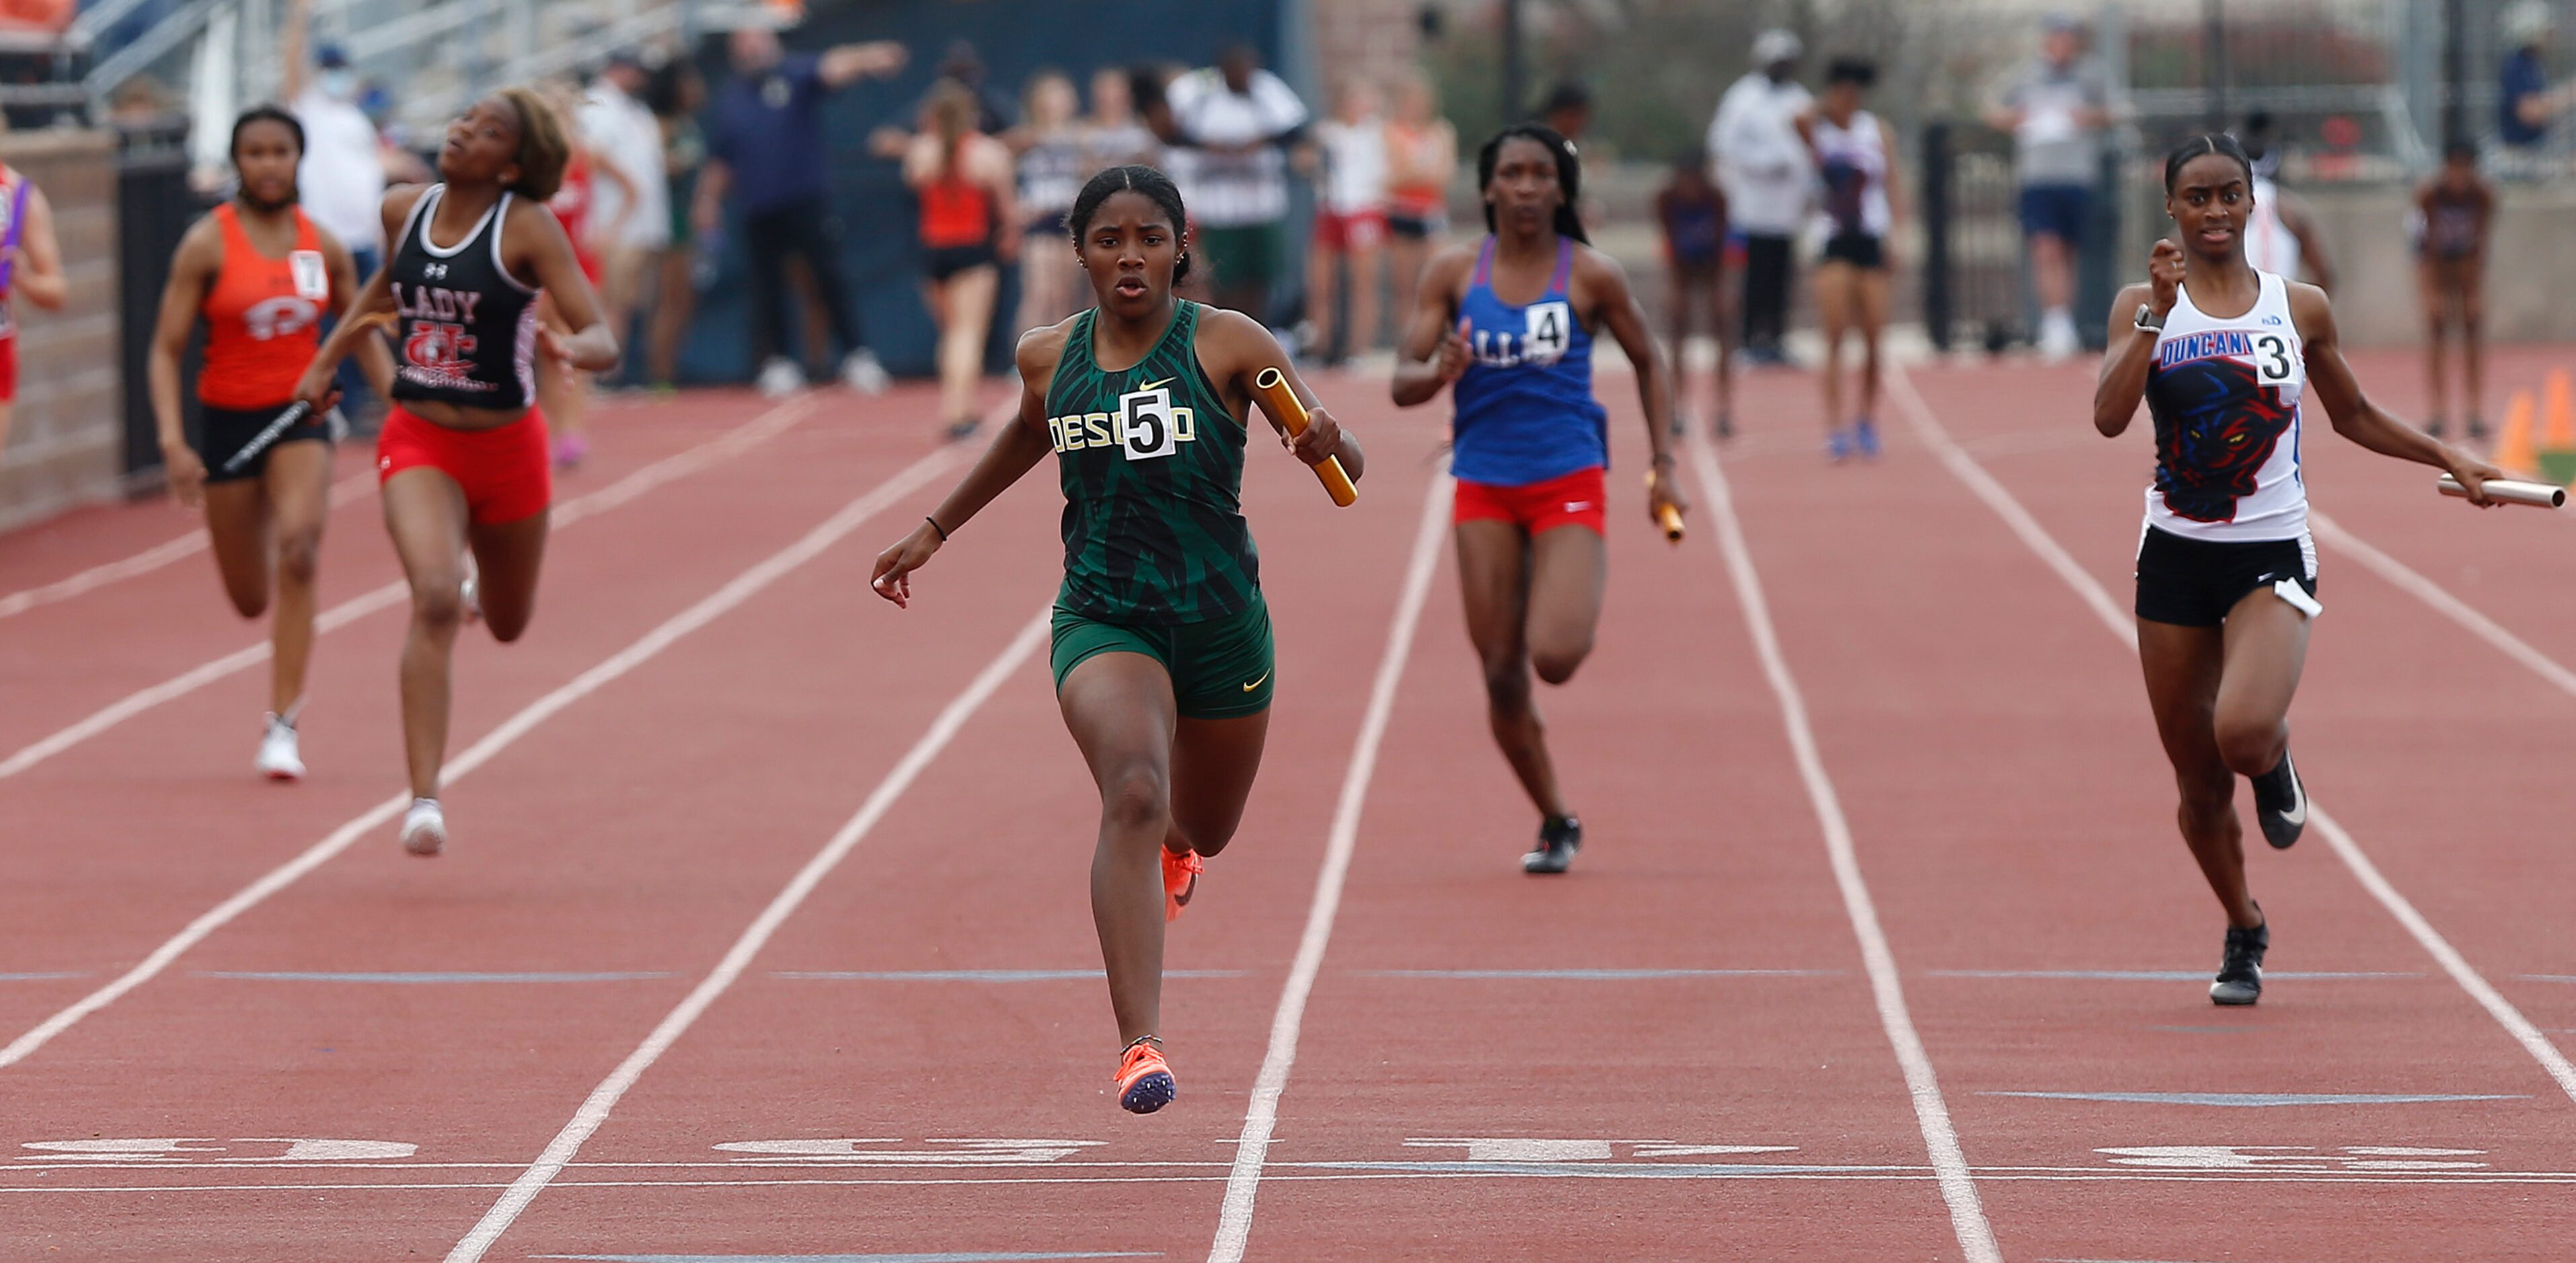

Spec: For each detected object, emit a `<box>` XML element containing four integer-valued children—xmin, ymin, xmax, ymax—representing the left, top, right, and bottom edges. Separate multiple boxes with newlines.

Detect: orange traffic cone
<box><xmin>2493</xmin><ymin>390</ymin><xmax>2539</xmax><ymax>478</ymax></box>
<box><xmin>2546</xmin><ymin>369</ymin><xmax>2576</xmax><ymax>449</ymax></box>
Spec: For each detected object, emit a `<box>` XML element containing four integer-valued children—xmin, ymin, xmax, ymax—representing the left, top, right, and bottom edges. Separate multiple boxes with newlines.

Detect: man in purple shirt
<box><xmin>693</xmin><ymin>25</ymin><xmax>907</xmax><ymax>397</ymax></box>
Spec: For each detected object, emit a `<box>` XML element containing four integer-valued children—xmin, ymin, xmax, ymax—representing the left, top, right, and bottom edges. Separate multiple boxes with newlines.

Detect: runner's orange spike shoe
<box><xmin>1116</xmin><ymin>1036</ymin><xmax>1176</xmax><ymax>1114</ymax></box>
<box><xmin>1163</xmin><ymin>847</ymin><xmax>1203</xmax><ymax>922</ymax></box>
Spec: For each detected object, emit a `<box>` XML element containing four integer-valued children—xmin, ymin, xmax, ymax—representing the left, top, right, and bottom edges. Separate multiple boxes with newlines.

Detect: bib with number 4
<box><xmin>1522</xmin><ymin>301</ymin><xmax>1572</xmax><ymax>366</ymax></box>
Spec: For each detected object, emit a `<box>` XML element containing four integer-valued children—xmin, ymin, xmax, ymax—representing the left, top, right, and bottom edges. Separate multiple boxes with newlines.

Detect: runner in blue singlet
<box><xmin>1393</xmin><ymin>123</ymin><xmax>1685</xmax><ymax>875</ymax></box>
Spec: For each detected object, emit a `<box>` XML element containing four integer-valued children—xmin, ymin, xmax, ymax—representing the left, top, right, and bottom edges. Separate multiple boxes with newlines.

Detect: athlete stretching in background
<box><xmin>150</xmin><ymin>105</ymin><xmax>389</xmax><ymax>779</ymax></box>
<box><xmin>2095</xmin><ymin>135</ymin><xmax>2500</xmax><ymax>1007</ymax></box>
<box><xmin>299</xmin><ymin>87</ymin><xmax>619</xmax><ymax>856</ymax></box>
<box><xmin>871</xmin><ymin>165</ymin><xmax>1363</xmax><ymax>1113</ymax></box>
<box><xmin>1394</xmin><ymin>124</ymin><xmax>1683</xmax><ymax>874</ymax></box>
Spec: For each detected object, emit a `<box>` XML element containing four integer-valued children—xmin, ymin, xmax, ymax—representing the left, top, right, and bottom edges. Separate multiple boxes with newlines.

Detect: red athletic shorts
<box><xmin>376</xmin><ymin>405</ymin><xmax>553</xmax><ymax>525</ymax></box>
<box><xmin>1453</xmin><ymin>465</ymin><xmax>1607</xmax><ymax>536</ymax></box>
<box><xmin>1313</xmin><ymin>208</ymin><xmax>1387</xmax><ymax>252</ymax></box>
<box><xmin>0</xmin><ymin>334</ymin><xmax>17</xmax><ymax>403</ymax></box>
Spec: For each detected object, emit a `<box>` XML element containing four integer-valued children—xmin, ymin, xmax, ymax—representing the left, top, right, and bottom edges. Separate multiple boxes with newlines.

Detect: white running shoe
<box><xmin>459</xmin><ymin>555</ymin><xmax>483</xmax><ymax>626</ymax></box>
<box><xmin>256</xmin><ymin>713</ymin><xmax>304</xmax><ymax>781</ymax></box>
<box><xmin>400</xmin><ymin>798</ymin><xmax>447</xmax><ymax>857</ymax></box>
<box><xmin>756</xmin><ymin>356</ymin><xmax>806</xmax><ymax>399</ymax></box>
<box><xmin>840</xmin><ymin>348</ymin><xmax>890</xmax><ymax>395</ymax></box>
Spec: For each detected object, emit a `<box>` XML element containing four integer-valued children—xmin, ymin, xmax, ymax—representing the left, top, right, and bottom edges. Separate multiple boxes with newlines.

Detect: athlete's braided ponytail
<box><xmin>1475</xmin><ymin>122</ymin><xmax>1589</xmax><ymax>245</ymax></box>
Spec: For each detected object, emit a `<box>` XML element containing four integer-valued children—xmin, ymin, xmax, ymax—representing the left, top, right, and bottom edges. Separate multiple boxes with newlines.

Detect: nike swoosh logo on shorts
<box><xmin>1242</xmin><ymin>670</ymin><xmax>1271</xmax><ymax>692</ymax></box>
<box><xmin>1564</xmin><ymin>501</ymin><xmax>1593</xmax><ymax>512</ymax></box>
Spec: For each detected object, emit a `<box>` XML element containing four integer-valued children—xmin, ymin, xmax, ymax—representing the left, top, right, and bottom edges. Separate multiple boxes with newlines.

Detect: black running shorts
<box><xmin>2134</xmin><ymin>525</ymin><xmax>2319</xmax><ymax>627</ymax></box>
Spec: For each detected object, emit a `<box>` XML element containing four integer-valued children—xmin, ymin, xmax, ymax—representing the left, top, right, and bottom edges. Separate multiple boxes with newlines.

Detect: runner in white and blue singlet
<box><xmin>2094</xmin><ymin>133</ymin><xmax>2500</xmax><ymax>1009</ymax></box>
<box><xmin>1394</xmin><ymin>123</ymin><xmax>1685</xmax><ymax>875</ymax></box>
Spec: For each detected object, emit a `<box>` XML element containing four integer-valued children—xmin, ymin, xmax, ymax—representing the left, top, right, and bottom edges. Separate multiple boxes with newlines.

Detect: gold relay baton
<box><xmin>1250</xmin><ymin>367</ymin><xmax>1359</xmax><ymax>507</ymax></box>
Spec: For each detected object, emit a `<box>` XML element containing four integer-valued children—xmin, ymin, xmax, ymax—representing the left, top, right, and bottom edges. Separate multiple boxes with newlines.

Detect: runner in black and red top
<box><xmin>297</xmin><ymin>87</ymin><xmax>619</xmax><ymax>857</ymax></box>
<box><xmin>150</xmin><ymin>105</ymin><xmax>389</xmax><ymax>781</ymax></box>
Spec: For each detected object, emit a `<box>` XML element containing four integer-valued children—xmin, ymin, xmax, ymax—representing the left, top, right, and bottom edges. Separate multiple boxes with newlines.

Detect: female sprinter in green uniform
<box><xmin>871</xmin><ymin>165</ymin><xmax>1365</xmax><ymax>1114</ymax></box>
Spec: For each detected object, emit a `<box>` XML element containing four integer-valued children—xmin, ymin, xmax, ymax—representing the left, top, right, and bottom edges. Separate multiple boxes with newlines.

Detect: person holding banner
<box><xmin>1392</xmin><ymin>123</ymin><xmax>1684</xmax><ymax>876</ymax></box>
<box><xmin>0</xmin><ymin>153</ymin><xmax>64</xmax><ymax>461</ymax></box>
<box><xmin>149</xmin><ymin>105</ymin><xmax>387</xmax><ymax>781</ymax></box>
<box><xmin>870</xmin><ymin>164</ymin><xmax>1363</xmax><ymax>1115</ymax></box>
<box><xmin>2093</xmin><ymin>134</ymin><xmax>2503</xmax><ymax>1009</ymax></box>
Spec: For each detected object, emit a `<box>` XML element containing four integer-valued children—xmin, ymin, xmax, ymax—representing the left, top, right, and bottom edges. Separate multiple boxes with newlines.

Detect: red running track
<box><xmin>1</xmin><ymin>355</ymin><xmax>2573</xmax><ymax>1260</ymax></box>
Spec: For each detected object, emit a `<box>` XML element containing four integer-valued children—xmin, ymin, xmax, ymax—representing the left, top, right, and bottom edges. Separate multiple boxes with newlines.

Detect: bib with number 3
<box><xmin>2250</xmin><ymin>332</ymin><xmax>2298</xmax><ymax>385</ymax></box>
<box><xmin>289</xmin><ymin>250</ymin><xmax>330</xmax><ymax>301</ymax></box>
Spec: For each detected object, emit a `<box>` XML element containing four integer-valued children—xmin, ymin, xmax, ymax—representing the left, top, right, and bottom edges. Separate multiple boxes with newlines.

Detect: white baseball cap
<box><xmin>1751</xmin><ymin>29</ymin><xmax>1803</xmax><ymax>67</ymax></box>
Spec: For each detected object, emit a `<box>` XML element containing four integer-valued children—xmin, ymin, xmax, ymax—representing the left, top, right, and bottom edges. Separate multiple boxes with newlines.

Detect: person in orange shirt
<box><xmin>903</xmin><ymin>81</ymin><xmax>1018</xmax><ymax>441</ymax></box>
<box><xmin>148</xmin><ymin>106</ymin><xmax>389</xmax><ymax>779</ymax></box>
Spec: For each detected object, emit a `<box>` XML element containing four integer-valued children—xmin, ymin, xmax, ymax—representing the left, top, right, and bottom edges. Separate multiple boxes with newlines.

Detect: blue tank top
<box><xmin>1451</xmin><ymin>236</ymin><xmax>1608</xmax><ymax>487</ymax></box>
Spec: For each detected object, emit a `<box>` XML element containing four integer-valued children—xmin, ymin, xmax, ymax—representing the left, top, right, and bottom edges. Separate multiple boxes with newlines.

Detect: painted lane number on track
<box><xmin>20</xmin><ymin>1137</ymin><xmax>416</xmax><ymax>1162</ymax></box>
<box><xmin>2098</xmin><ymin>1145</ymin><xmax>2486</xmax><ymax>1171</ymax></box>
<box><xmin>1403</xmin><ymin>1138</ymin><xmax>1798</xmax><ymax>1162</ymax></box>
<box><xmin>714</xmin><ymin>1138</ymin><xmax>1102</xmax><ymax>1165</ymax></box>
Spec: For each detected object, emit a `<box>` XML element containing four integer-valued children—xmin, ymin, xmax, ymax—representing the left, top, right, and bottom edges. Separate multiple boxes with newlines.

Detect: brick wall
<box><xmin>0</xmin><ymin>130</ymin><xmax>122</xmax><ymax>534</ymax></box>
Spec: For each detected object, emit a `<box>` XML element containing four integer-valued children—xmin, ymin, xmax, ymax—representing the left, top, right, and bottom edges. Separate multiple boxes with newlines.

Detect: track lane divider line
<box><xmin>1889</xmin><ymin>364</ymin><xmax>2576</xmax><ymax>1108</ymax></box>
<box><xmin>2308</xmin><ymin>510</ymin><xmax>2576</xmax><ymax>699</ymax></box>
<box><xmin>443</xmin><ymin>606</ymin><xmax>1053</xmax><ymax>1262</ymax></box>
<box><xmin>0</xmin><ymin>396</ymin><xmax>818</xmax><ymax>783</ymax></box>
<box><xmin>0</xmin><ymin>471</ymin><xmax>374</xmax><ymax>624</ymax></box>
<box><xmin>1685</xmin><ymin>428</ymin><xmax>2003</xmax><ymax>1261</ymax></box>
<box><xmin>0</xmin><ymin>438</ymin><xmax>960</xmax><ymax>1072</ymax></box>
<box><xmin>1207</xmin><ymin>467</ymin><xmax>1455</xmax><ymax>1263</ymax></box>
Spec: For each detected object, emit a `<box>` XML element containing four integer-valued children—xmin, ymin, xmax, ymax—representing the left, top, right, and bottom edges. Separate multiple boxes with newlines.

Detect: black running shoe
<box><xmin>2250</xmin><ymin>750</ymin><xmax>2307</xmax><ymax>849</ymax></box>
<box><xmin>2425</xmin><ymin>418</ymin><xmax>2448</xmax><ymax>440</ymax></box>
<box><xmin>2467</xmin><ymin>416</ymin><xmax>2489</xmax><ymax>443</ymax></box>
<box><xmin>2210</xmin><ymin>917</ymin><xmax>2269</xmax><ymax>1006</ymax></box>
<box><xmin>1521</xmin><ymin>814</ymin><xmax>1581</xmax><ymax>874</ymax></box>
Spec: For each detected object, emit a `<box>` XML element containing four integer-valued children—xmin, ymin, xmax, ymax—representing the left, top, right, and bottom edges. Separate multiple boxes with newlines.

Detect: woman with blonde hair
<box><xmin>905</xmin><ymin>80</ymin><xmax>1018</xmax><ymax>439</ymax></box>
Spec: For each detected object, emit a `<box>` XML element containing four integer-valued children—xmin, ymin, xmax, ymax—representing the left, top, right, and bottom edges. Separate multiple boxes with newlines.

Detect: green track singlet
<box><xmin>1043</xmin><ymin>300</ymin><xmax>1258</xmax><ymax>624</ymax></box>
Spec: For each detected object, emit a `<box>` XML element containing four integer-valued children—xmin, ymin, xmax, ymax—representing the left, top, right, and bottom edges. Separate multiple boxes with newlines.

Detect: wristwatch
<box><xmin>2133</xmin><ymin>304</ymin><xmax>2167</xmax><ymax>333</ymax></box>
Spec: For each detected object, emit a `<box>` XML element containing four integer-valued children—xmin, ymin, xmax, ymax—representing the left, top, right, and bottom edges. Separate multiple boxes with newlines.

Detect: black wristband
<box><xmin>924</xmin><ymin>515</ymin><xmax>950</xmax><ymax>542</ymax></box>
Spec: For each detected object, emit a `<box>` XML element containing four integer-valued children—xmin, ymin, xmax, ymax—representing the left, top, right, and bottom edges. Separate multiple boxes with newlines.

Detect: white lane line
<box><xmin>1207</xmin><ymin>467</ymin><xmax>1455</xmax><ymax>1263</ymax></box>
<box><xmin>443</xmin><ymin>606</ymin><xmax>1053</xmax><ymax>1263</ymax></box>
<box><xmin>0</xmin><ymin>397</ymin><xmax>817</xmax><ymax>783</ymax></box>
<box><xmin>1889</xmin><ymin>365</ymin><xmax>2576</xmax><ymax>1108</ymax></box>
<box><xmin>2308</xmin><ymin>510</ymin><xmax>2576</xmax><ymax>700</ymax></box>
<box><xmin>1685</xmin><ymin>429</ymin><xmax>2003</xmax><ymax>1261</ymax></box>
<box><xmin>0</xmin><ymin>440</ymin><xmax>960</xmax><ymax>1072</ymax></box>
<box><xmin>0</xmin><ymin>472</ymin><xmax>374</xmax><ymax>624</ymax></box>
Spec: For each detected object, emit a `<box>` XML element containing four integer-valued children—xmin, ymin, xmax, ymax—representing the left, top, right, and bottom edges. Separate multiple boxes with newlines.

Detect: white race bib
<box><xmin>1118</xmin><ymin>386</ymin><xmax>1196</xmax><ymax>461</ymax></box>
<box><xmin>289</xmin><ymin>250</ymin><xmax>330</xmax><ymax>301</ymax></box>
<box><xmin>1523</xmin><ymin>301</ymin><xmax>1571</xmax><ymax>365</ymax></box>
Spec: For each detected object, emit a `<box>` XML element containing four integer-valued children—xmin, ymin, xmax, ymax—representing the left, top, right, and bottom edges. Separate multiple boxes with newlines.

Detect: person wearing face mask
<box><xmin>282</xmin><ymin>0</ymin><xmax>387</xmax><ymax>416</ymax></box>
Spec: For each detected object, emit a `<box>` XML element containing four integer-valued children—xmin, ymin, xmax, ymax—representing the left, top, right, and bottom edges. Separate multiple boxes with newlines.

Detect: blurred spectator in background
<box><xmin>1381</xmin><ymin>71</ymin><xmax>1454</xmax><ymax>349</ymax></box>
<box><xmin>1084</xmin><ymin>67</ymin><xmax>1161</xmax><ymax>171</ymax></box>
<box><xmin>904</xmin><ymin>81</ymin><xmax>1016</xmax><ymax>441</ymax></box>
<box><xmin>2413</xmin><ymin>141</ymin><xmax>2495</xmax><ymax>441</ymax></box>
<box><xmin>2236</xmin><ymin>112</ymin><xmax>2334</xmax><ymax>293</ymax></box>
<box><xmin>582</xmin><ymin>52</ymin><xmax>671</xmax><ymax>386</ymax></box>
<box><xmin>696</xmin><ymin>24</ymin><xmax>906</xmax><ymax>399</ymax></box>
<box><xmin>1537</xmin><ymin>80</ymin><xmax>1592</xmax><ymax>145</ymax></box>
<box><xmin>107</xmin><ymin>75</ymin><xmax>172</xmax><ymax>126</ymax></box>
<box><xmin>648</xmin><ymin>59</ymin><xmax>709</xmax><ymax>391</ymax></box>
<box><xmin>1166</xmin><ymin>44</ymin><xmax>1308</xmax><ymax>323</ymax></box>
<box><xmin>1985</xmin><ymin>11</ymin><xmax>2111</xmax><ymax>362</ymax></box>
<box><xmin>1011</xmin><ymin>69</ymin><xmax>1086</xmax><ymax>334</ymax></box>
<box><xmin>1710</xmin><ymin>28</ymin><xmax>1809</xmax><ymax>366</ymax></box>
<box><xmin>1302</xmin><ymin>78</ymin><xmax>1387</xmax><ymax>365</ymax></box>
<box><xmin>2499</xmin><ymin>2</ymin><xmax>2574</xmax><ymax>157</ymax></box>
<box><xmin>1653</xmin><ymin>149</ymin><xmax>1731</xmax><ymax>440</ymax></box>
<box><xmin>937</xmin><ymin>41</ymin><xmax>1017</xmax><ymax>136</ymax></box>
<box><xmin>282</xmin><ymin>0</ymin><xmax>386</xmax><ymax>414</ymax></box>
<box><xmin>541</xmin><ymin>77</ymin><xmax>634</xmax><ymax>469</ymax></box>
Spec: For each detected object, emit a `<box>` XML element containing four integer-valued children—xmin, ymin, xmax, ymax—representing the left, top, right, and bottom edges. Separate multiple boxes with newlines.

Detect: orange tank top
<box><xmin>919</xmin><ymin>141</ymin><xmax>994</xmax><ymax>250</ymax></box>
<box><xmin>200</xmin><ymin>202</ymin><xmax>332</xmax><ymax>409</ymax></box>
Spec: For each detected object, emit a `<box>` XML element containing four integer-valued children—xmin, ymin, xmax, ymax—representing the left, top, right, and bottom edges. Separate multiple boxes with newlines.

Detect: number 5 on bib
<box><xmin>1252</xmin><ymin>368</ymin><xmax>1359</xmax><ymax>507</ymax></box>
